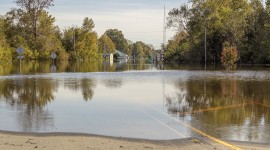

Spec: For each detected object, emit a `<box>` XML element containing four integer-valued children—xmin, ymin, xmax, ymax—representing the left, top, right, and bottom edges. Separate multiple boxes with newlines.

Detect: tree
<box><xmin>62</xmin><ymin>17</ymin><xmax>100</xmax><ymax>61</ymax></box>
<box><xmin>35</xmin><ymin>11</ymin><xmax>67</xmax><ymax>60</ymax></box>
<box><xmin>165</xmin><ymin>31</ymin><xmax>190</xmax><ymax>63</ymax></box>
<box><xmin>194</xmin><ymin>0</ymin><xmax>250</xmax><ymax>63</ymax></box>
<box><xmin>15</xmin><ymin>0</ymin><xmax>54</xmax><ymax>40</ymax></box>
<box><xmin>131</xmin><ymin>41</ymin><xmax>153</xmax><ymax>59</ymax></box>
<box><xmin>82</xmin><ymin>17</ymin><xmax>95</xmax><ymax>32</ymax></box>
<box><xmin>0</xmin><ymin>16</ymin><xmax>12</xmax><ymax>62</ymax></box>
<box><xmin>240</xmin><ymin>0</ymin><xmax>270</xmax><ymax>64</ymax></box>
<box><xmin>167</xmin><ymin>4</ymin><xmax>191</xmax><ymax>32</ymax></box>
<box><xmin>4</xmin><ymin>0</ymin><xmax>67</xmax><ymax>60</ymax></box>
<box><xmin>267</xmin><ymin>0</ymin><xmax>270</xmax><ymax>13</ymax></box>
<box><xmin>166</xmin><ymin>0</ymin><xmax>252</xmax><ymax>64</ymax></box>
<box><xmin>105</xmin><ymin>29</ymin><xmax>129</xmax><ymax>55</ymax></box>
<box><xmin>265</xmin><ymin>0</ymin><xmax>270</xmax><ymax>62</ymax></box>
<box><xmin>132</xmin><ymin>42</ymin><xmax>144</xmax><ymax>59</ymax></box>
<box><xmin>76</xmin><ymin>31</ymin><xmax>99</xmax><ymax>61</ymax></box>
<box><xmin>98</xmin><ymin>34</ymin><xmax>116</xmax><ymax>54</ymax></box>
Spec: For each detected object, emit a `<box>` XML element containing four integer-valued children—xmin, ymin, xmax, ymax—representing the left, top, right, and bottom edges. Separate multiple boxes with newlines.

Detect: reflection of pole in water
<box><xmin>19</xmin><ymin>59</ymin><xmax>21</xmax><ymax>74</ymax></box>
<box><xmin>203</xmin><ymin>79</ymin><xmax>206</xmax><ymax>101</ymax></box>
<box><xmin>163</xmin><ymin>78</ymin><xmax>165</xmax><ymax>110</ymax></box>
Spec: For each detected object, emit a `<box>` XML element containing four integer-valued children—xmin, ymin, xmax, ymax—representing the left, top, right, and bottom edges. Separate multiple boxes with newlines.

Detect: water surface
<box><xmin>0</xmin><ymin>61</ymin><xmax>270</xmax><ymax>143</ymax></box>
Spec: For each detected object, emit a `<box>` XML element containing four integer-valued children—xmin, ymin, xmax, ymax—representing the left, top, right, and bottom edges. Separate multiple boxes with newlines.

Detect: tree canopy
<box><xmin>0</xmin><ymin>16</ymin><xmax>12</xmax><ymax>62</ymax></box>
<box><xmin>62</xmin><ymin>17</ymin><xmax>99</xmax><ymax>61</ymax></box>
<box><xmin>131</xmin><ymin>41</ymin><xmax>154</xmax><ymax>59</ymax></box>
<box><xmin>98</xmin><ymin>34</ymin><xmax>116</xmax><ymax>54</ymax></box>
<box><xmin>105</xmin><ymin>29</ymin><xmax>130</xmax><ymax>55</ymax></box>
<box><xmin>165</xmin><ymin>0</ymin><xmax>270</xmax><ymax>64</ymax></box>
<box><xmin>1</xmin><ymin>0</ymin><xmax>269</xmax><ymax>64</ymax></box>
<box><xmin>4</xmin><ymin>0</ymin><xmax>67</xmax><ymax>60</ymax></box>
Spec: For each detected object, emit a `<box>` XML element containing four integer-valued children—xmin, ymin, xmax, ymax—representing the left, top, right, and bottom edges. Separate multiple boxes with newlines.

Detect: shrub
<box><xmin>221</xmin><ymin>42</ymin><xmax>239</xmax><ymax>71</ymax></box>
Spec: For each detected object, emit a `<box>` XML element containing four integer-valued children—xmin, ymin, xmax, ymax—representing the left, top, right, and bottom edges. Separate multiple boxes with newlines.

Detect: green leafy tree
<box><xmin>267</xmin><ymin>0</ymin><xmax>270</xmax><ymax>13</ymax></box>
<box><xmin>63</xmin><ymin>17</ymin><xmax>100</xmax><ymax>61</ymax></box>
<box><xmin>98</xmin><ymin>34</ymin><xmax>116</xmax><ymax>54</ymax></box>
<box><xmin>15</xmin><ymin>0</ymin><xmax>54</xmax><ymax>40</ymax></box>
<box><xmin>105</xmin><ymin>29</ymin><xmax>130</xmax><ymax>55</ymax></box>
<box><xmin>166</xmin><ymin>0</ymin><xmax>252</xmax><ymax>64</ymax></box>
<box><xmin>165</xmin><ymin>31</ymin><xmax>190</xmax><ymax>63</ymax></box>
<box><xmin>167</xmin><ymin>4</ymin><xmax>191</xmax><ymax>32</ymax></box>
<box><xmin>0</xmin><ymin>16</ymin><xmax>12</xmax><ymax>62</ymax></box>
<box><xmin>241</xmin><ymin>0</ymin><xmax>270</xmax><ymax>64</ymax></box>
<box><xmin>264</xmin><ymin>0</ymin><xmax>270</xmax><ymax>62</ymax></box>
<box><xmin>82</xmin><ymin>17</ymin><xmax>95</xmax><ymax>32</ymax></box>
<box><xmin>4</xmin><ymin>0</ymin><xmax>67</xmax><ymax>60</ymax></box>
<box><xmin>132</xmin><ymin>41</ymin><xmax>153</xmax><ymax>59</ymax></box>
<box><xmin>35</xmin><ymin>11</ymin><xmax>67</xmax><ymax>60</ymax></box>
<box><xmin>132</xmin><ymin>42</ymin><xmax>144</xmax><ymax>59</ymax></box>
<box><xmin>62</xmin><ymin>28</ymin><xmax>75</xmax><ymax>53</ymax></box>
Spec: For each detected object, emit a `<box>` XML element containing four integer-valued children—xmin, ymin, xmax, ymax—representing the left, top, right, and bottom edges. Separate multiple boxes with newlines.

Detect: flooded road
<box><xmin>0</xmin><ymin>61</ymin><xmax>270</xmax><ymax>143</ymax></box>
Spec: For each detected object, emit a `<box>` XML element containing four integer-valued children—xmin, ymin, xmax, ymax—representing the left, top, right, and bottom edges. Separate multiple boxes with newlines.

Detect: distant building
<box><xmin>115</xmin><ymin>50</ymin><xmax>129</xmax><ymax>60</ymax></box>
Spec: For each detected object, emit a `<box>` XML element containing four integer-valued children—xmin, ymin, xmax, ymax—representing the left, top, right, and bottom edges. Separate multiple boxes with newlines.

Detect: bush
<box><xmin>221</xmin><ymin>42</ymin><xmax>239</xmax><ymax>71</ymax></box>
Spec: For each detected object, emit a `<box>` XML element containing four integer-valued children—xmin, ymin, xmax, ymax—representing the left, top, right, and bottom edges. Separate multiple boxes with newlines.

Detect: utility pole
<box><xmin>73</xmin><ymin>28</ymin><xmax>76</xmax><ymax>56</ymax></box>
<box><xmin>161</xmin><ymin>5</ymin><xmax>166</xmax><ymax>63</ymax></box>
<box><xmin>163</xmin><ymin>5</ymin><xmax>166</xmax><ymax>48</ymax></box>
<box><xmin>200</xmin><ymin>11</ymin><xmax>207</xmax><ymax>69</ymax></box>
<box><xmin>162</xmin><ymin>5</ymin><xmax>166</xmax><ymax>109</ymax></box>
<box><xmin>205</xmin><ymin>26</ymin><xmax>207</xmax><ymax>67</ymax></box>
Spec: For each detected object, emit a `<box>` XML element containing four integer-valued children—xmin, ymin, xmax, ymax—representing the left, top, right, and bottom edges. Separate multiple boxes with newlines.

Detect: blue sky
<box><xmin>0</xmin><ymin>0</ymin><xmax>188</xmax><ymax>49</ymax></box>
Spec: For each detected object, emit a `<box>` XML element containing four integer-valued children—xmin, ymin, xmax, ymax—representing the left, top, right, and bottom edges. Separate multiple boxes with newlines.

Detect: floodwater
<box><xmin>0</xmin><ymin>61</ymin><xmax>270</xmax><ymax>143</ymax></box>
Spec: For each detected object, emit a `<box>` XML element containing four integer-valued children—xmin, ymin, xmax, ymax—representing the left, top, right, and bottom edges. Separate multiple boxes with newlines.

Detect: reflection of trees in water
<box><xmin>0</xmin><ymin>78</ymin><xmax>58</xmax><ymax>132</ymax></box>
<box><xmin>0</xmin><ymin>79</ymin><xmax>58</xmax><ymax>109</ymax></box>
<box><xmin>165</xmin><ymin>81</ymin><xmax>190</xmax><ymax>116</ymax></box>
<box><xmin>64</xmin><ymin>61</ymin><xmax>113</xmax><ymax>72</ymax></box>
<box><xmin>191</xmin><ymin>105</ymin><xmax>270</xmax><ymax>142</ymax></box>
<box><xmin>114</xmin><ymin>60</ymin><xmax>154</xmax><ymax>71</ymax></box>
<box><xmin>66</xmin><ymin>61</ymin><xmax>106</xmax><ymax>72</ymax></box>
<box><xmin>9</xmin><ymin>61</ymin><xmax>69</xmax><ymax>75</ymax></box>
<box><xmin>103</xmin><ymin>79</ymin><xmax>123</xmax><ymax>89</ymax></box>
<box><xmin>166</xmin><ymin>79</ymin><xmax>270</xmax><ymax>115</ymax></box>
<box><xmin>165</xmin><ymin>79</ymin><xmax>270</xmax><ymax>142</ymax></box>
<box><xmin>19</xmin><ymin>79</ymin><xmax>58</xmax><ymax>109</ymax></box>
<box><xmin>16</xmin><ymin>106</ymin><xmax>54</xmax><ymax>132</ymax></box>
<box><xmin>0</xmin><ymin>60</ymin><xmax>158</xmax><ymax>75</ymax></box>
<box><xmin>64</xmin><ymin>78</ymin><xmax>96</xmax><ymax>101</ymax></box>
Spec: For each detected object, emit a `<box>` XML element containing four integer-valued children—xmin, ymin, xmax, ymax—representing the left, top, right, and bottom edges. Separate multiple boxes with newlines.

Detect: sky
<box><xmin>0</xmin><ymin>0</ymin><xmax>188</xmax><ymax>49</ymax></box>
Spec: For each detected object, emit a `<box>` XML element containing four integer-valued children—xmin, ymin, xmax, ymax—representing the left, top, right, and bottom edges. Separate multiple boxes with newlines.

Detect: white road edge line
<box><xmin>139</xmin><ymin>109</ymin><xmax>186</xmax><ymax>138</ymax></box>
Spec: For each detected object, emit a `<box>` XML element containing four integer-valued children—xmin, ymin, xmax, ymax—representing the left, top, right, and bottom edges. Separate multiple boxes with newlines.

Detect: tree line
<box><xmin>165</xmin><ymin>0</ymin><xmax>270</xmax><ymax>65</ymax></box>
<box><xmin>0</xmin><ymin>0</ymin><xmax>154</xmax><ymax>62</ymax></box>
